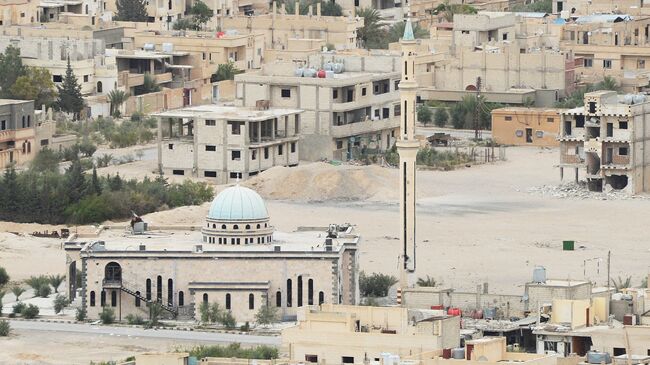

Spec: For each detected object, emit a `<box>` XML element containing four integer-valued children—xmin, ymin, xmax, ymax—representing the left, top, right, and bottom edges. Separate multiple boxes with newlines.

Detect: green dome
<box><xmin>208</xmin><ymin>185</ymin><xmax>269</xmax><ymax>221</ymax></box>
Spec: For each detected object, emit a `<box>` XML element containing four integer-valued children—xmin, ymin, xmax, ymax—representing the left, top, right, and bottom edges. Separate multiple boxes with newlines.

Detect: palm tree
<box><xmin>416</xmin><ymin>275</ymin><xmax>438</xmax><ymax>287</ymax></box>
<box><xmin>108</xmin><ymin>89</ymin><xmax>128</xmax><ymax>118</ymax></box>
<box><xmin>356</xmin><ymin>7</ymin><xmax>385</xmax><ymax>49</ymax></box>
<box><xmin>611</xmin><ymin>276</ymin><xmax>632</xmax><ymax>291</ymax></box>
<box><xmin>48</xmin><ymin>274</ymin><xmax>65</xmax><ymax>293</ymax></box>
<box><xmin>595</xmin><ymin>76</ymin><xmax>620</xmax><ymax>92</ymax></box>
<box><xmin>210</xmin><ymin>61</ymin><xmax>243</xmax><ymax>83</ymax></box>
<box><xmin>11</xmin><ymin>285</ymin><xmax>25</xmax><ymax>301</ymax></box>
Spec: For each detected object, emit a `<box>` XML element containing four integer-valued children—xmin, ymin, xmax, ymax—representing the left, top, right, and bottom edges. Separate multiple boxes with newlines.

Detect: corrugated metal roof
<box><xmin>575</xmin><ymin>14</ymin><xmax>631</xmax><ymax>24</ymax></box>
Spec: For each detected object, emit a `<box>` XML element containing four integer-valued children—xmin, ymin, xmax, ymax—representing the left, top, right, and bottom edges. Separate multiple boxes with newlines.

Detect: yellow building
<box><xmin>491</xmin><ymin>108</ymin><xmax>562</xmax><ymax>146</ymax></box>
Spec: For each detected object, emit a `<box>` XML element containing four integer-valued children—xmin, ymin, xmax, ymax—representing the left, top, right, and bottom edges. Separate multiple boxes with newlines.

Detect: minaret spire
<box><xmin>397</xmin><ymin>16</ymin><xmax>419</xmax><ymax>294</ymax></box>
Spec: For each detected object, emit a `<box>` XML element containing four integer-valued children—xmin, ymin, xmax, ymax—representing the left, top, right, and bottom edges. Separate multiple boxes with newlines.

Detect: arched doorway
<box><xmin>104</xmin><ymin>262</ymin><xmax>121</xmax><ymax>283</ymax></box>
<box><xmin>465</xmin><ymin>84</ymin><xmax>477</xmax><ymax>91</ymax></box>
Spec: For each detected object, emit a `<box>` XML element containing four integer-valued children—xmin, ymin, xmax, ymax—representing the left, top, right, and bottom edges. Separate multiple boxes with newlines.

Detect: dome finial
<box><xmin>402</xmin><ymin>17</ymin><xmax>415</xmax><ymax>41</ymax></box>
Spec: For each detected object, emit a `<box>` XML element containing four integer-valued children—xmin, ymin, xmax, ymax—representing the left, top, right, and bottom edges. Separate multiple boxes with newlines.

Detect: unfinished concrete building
<box><xmin>155</xmin><ymin>104</ymin><xmax>301</xmax><ymax>182</ymax></box>
<box><xmin>559</xmin><ymin>90</ymin><xmax>650</xmax><ymax>194</ymax></box>
<box><xmin>235</xmin><ymin>53</ymin><xmax>401</xmax><ymax>161</ymax></box>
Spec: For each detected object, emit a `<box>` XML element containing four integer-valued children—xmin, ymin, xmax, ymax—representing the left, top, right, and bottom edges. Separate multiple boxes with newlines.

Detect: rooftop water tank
<box><xmin>294</xmin><ymin>67</ymin><xmax>304</xmax><ymax>77</ymax></box>
<box><xmin>143</xmin><ymin>43</ymin><xmax>155</xmax><ymax>51</ymax></box>
<box><xmin>324</xmin><ymin>61</ymin><xmax>334</xmax><ymax>71</ymax></box>
<box><xmin>162</xmin><ymin>42</ymin><xmax>174</xmax><ymax>53</ymax></box>
<box><xmin>532</xmin><ymin>266</ymin><xmax>546</xmax><ymax>283</ymax></box>
<box><xmin>587</xmin><ymin>352</ymin><xmax>612</xmax><ymax>364</ymax></box>
<box><xmin>633</xmin><ymin>94</ymin><xmax>646</xmax><ymax>104</ymax></box>
<box><xmin>325</xmin><ymin>70</ymin><xmax>334</xmax><ymax>78</ymax></box>
<box><xmin>304</xmin><ymin>68</ymin><xmax>316</xmax><ymax>77</ymax></box>
<box><xmin>452</xmin><ymin>348</ymin><xmax>465</xmax><ymax>360</ymax></box>
<box><xmin>317</xmin><ymin>69</ymin><xmax>326</xmax><ymax>78</ymax></box>
<box><xmin>333</xmin><ymin>62</ymin><xmax>344</xmax><ymax>73</ymax></box>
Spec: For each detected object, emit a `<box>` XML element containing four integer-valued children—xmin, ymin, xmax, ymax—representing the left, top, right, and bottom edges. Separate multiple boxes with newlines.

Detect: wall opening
<box><xmin>605</xmin><ymin>175</ymin><xmax>628</xmax><ymax>190</ymax></box>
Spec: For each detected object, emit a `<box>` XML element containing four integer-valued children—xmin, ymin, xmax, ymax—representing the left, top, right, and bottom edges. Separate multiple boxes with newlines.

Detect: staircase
<box><xmin>103</xmin><ymin>279</ymin><xmax>178</xmax><ymax>316</ymax></box>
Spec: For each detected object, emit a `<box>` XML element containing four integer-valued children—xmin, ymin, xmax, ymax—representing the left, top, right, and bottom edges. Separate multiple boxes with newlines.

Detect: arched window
<box><xmin>100</xmin><ymin>290</ymin><xmax>106</xmax><ymax>306</ymax></box>
<box><xmin>90</xmin><ymin>291</ymin><xmax>96</xmax><ymax>306</ymax></box>
<box><xmin>245</xmin><ymin>224</ymin><xmax>251</xmax><ymax>230</ymax></box>
<box><xmin>276</xmin><ymin>291</ymin><xmax>282</xmax><ymax>307</ymax></box>
<box><xmin>167</xmin><ymin>278</ymin><xmax>173</xmax><ymax>306</ymax></box>
<box><xmin>96</xmin><ymin>81</ymin><xmax>102</xmax><ymax>93</ymax></box>
<box><xmin>245</xmin><ymin>238</ymin><xmax>248</xmax><ymax>244</ymax></box>
<box><xmin>135</xmin><ymin>291</ymin><xmax>141</xmax><ymax>307</ymax></box>
<box><xmin>111</xmin><ymin>290</ymin><xmax>117</xmax><ymax>306</ymax></box>
<box><xmin>297</xmin><ymin>276</ymin><xmax>303</xmax><ymax>307</ymax></box>
<box><xmin>249</xmin><ymin>293</ymin><xmax>255</xmax><ymax>310</ymax></box>
<box><xmin>225</xmin><ymin>293</ymin><xmax>231</xmax><ymax>310</ymax></box>
<box><xmin>21</xmin><ymin>115</ymin><xmax>25</xmax><ymax>128</ymax></box>
<box><xmin>318</xmin><ymin>291</ymin><xmax>325</xmax><ymax>305</ymax></box>
<box><xmin>203</xmin><ymin>293</ymin><xmax>208</xmax><ymax>303</ymax></box>
<box><xmin>256</xmin><ymin>224</ymin><xmax>260</xmax><ymax>229</ymax></box>
<box><xmin>212</xmin><ymin>224</ymin><xmax>216</xmax><ymax>228</ymax></box>
<box><xmin>308</xmin><ymin>279</ymin><xmax>314</xmax><ymax>305</ymax></box>
<box><xmin>178</xmin><ymin>291</ymin><xmax>184</xmax><ymax>306</ymax></box>
<box><xmin>233</xmin><ymin>225</ymin><xmax>239</xmax><ymax>229</ymax></box>
<box><xmin>156</xmin><ymin>276</ymin><xmax>162</xmax><ymax>301</ymax></box>
<box><xmin>286</xmin><ymin>279</ymin><xmax>293</xmax><ymax>307</ymax></box>
<box><xmin>104</xmin><ymin>262</ymin><xmax>122</xmax><ymax>282</ymax></box>
<box><xmin>221</xmin><ymin>224</ymin><xmax>226</xmax><ymax>229</ymax></box>
<box><xmin>146</xmin><ymin>279</ymin><xmax>152</xmax><ymax>300</ymax></box>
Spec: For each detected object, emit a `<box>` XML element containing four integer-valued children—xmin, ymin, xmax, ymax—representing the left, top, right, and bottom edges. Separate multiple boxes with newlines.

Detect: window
<box><xmin>505</xmin><ymin>116</ymin><xmax>512</xmax><ymax>121</ymax></box>
<box><xmin>281</xmin><ymin>89</ymin><xmax>291</xmax><ymax>98</ymax></box>
<box><xmin>297</xmin><ymin>275</ymin><xmax>303</xmax><ymax>307</ymax></box>
<box><xmin>167</xmin><ymin>279</ymin><xmax>173</xmax><ymax>306</ymax></box>
<box><xmin>231</xmin><ymin>150</ymin><xmax>241</xmax><ymax>160</ymax></box>
<box><xmin>286</xmin><ymin>279</ymin><xmax>293</xmax><ymax>307</ymax></box>
<box><xmin>90</xmin><ymin>291</ymin><xmax>96</xmax><ymax>306</ymax></box>
<box><xmin>547</xmin><ymin>117</ymin><xmax>554</xmax><ymax>123</ymax></box>
<box><xmin>40</xmin><ymin>139</ymin><xmax>49</xmax><ymax>146</ymax></box>
<box><xmin>229</xmin><ymin>121</ymin><xmax>241</xmax><ymax>135</ymax></box>
<box><xmin>638</xmin><ymin>59</ymin><xmax>646</xmax><ymax>69</ymax></box>
<box><xmin>230</xmin><ymin>172</ymin><xmax>242</xmax><ymax>179</ymax></box>
<box><xmin>291</xmin><ymin>142</ymin><xmax>296</xmax><ymax>153</ymax></box>
<box><xmin>156</xmin><ymin>276</ymin><xmax>162</xmax><ymax>301</ymax></box>
<box><xmin>96</xmin><ymin>81</ymin><xmax>102</xmax><ymax>93</ymax></box>
<box><xmin>333</xmin><ymin>89</ymin><xmax>338</xmax><ymax>99</ymax></box>
<box><xmin>264</xmin><ymin>147</ymin><xmax>269</xmax><ymax>159</ymax></box>
<box><xmin>204</xmin><ymin>171</ymin><xmax>217</xmax><ymax>177</ymax></box>
<box><xmin>203</xmin><ymin>293</ymin><xmax>208</xmax><ymax>303</ymax></box>
<box><xmin>172</xmin><ymin>169</ymin><xmax>184</xmax><ymax>175</ymax></box>
<box><xmin>362</xmin><ymin>87</ymin><xmax>367</xmax><ymax>96</ymax></box>
<box><xmin>101</xmin><ymin>291</ymin><xmax>106</xmax><ymax>306</ymax></box>
<box><xmin>226</xmin><ymin>293</ymin><xmax>231</xmax><ymax>309</ymax></box>
<box><xmin>603</xmin><ymin>59</ymin><xmax>612</xmax><ymax>69</ymax></box>
<box><xmin>336</xmin><ymin>140</ymin><xmax>343</xmax><ymax>149</ymax></box>
<box><xmin>308</xmin><ymin>279</ymin><xmax>314</xmax><ymax>305</ymax></box>
<box><xmin>251</xmin><ymin>149</ymin><xmax>258</xmax><ymax>160</ymax></box>
<box><xmin>178</xmin><ymin>291</ymin><xmax>184</xmax><ymax>306</ymax></box>
<box><xmin>53</xmin><ymin>75</ymin><xmax>62</xmax><ymax>82</ymax></box>
<box><xmin>135</xmin><ymin>291</ymin><xmax>141</xmax><ymax>307</ymax></box>
<box><xmin>83</xmin><ymin>75</ymin><xmax>89</xmax><ymax>83</ymax></box>
<box><xmin>502</xmin><ymin>33</ymin><xmax>508</xmax><ymax>41</ymax></box>
<box><xmin>319</xmin><ymin>291</ymin><xmax>324</xmax><ymax>305</ymax></box>
<box><xmin>394</xmin><ymin>80</ymin><xmax>400</xmax><ymax>90</ymax></box>
<box><xmin>276</xmin><ymin>291</ymin><xmax>282</xmax><ymax>307</ymax></box>
<box><xmin>168</xmin><ymin>143</ymin><xmax>173</xmax><ymax>150</ymax></box>
<box><xmin>278</xmin><ymin>145</ymin><xmax>283</xmax><ymax>155</ymax></box>
<box><xmin>620</xmin><ymin>121</ymin><xmax>628</xmax><ymax>129</ymax></box>
<box><xmin>146</xmin><ymin>279</ymin><xmax>152</xmax><ymax>300</ymax></box>
<box><xmin>205</xmin><ymin>120</ymin><xmax>216</xmax><ymax>126</ymax></box>
<box><xmin>584</xmin><ymin>58</ymin><xmax>593</xmax><ymax>68</ymax></box>
<box><xmin>205</xmin><ymin>145</ymin><xmax>216</xmax><ymax>151</ymax></box>
<box><xmin>249</xmin><ymin>293</ymin><xmax>255</xmax><ymax>309</ymax></box>
<box><xmin>619</xmin><ymin>147</ymin><xmax>628</xmax><ymax>155</ymax></box>
<box><xmin>394</xmin><ymin>104</ymin><xmax>401</xmax><ymax>116</ymax></box>
<box><xmin>342</xmin><ymin>357</ymin><xmax>355</xmax><ymax>364</ymax></box>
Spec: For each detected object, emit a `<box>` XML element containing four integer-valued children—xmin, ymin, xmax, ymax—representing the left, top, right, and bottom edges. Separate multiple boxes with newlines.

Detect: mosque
<box><xmin>64</xmin><ymin>185</ymin><xmax>360</xmax><ymax>323</ymax></box>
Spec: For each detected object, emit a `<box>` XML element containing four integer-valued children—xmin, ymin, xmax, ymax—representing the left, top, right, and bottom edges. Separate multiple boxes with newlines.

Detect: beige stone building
<box><xmin>559</xmin><ymin>90</ymin><xmax>650</xmax><ymax>194</ymax></box>
<box><xmin>491</xmin><ymin>107</ymin><xmax>562</xmax><ymax>146</ymax></box>
<box><xmin>235</xmin><ymin>53</ymin><xmax>401</xmax><ymax>161</ymax></box>
<box><xmin>154</xmin><ymin>104</ymin><xmax>301</xmax><ymax>182</ymax></box>
<box><xmin>283</xmin><ymin>304</ymin><xmax>460</xmax><ymax>364</ymax></box>
<box><xmin>64</xmin><ymin>185</ymin><xmax>360</xmax><ymax>323</ymax></box>
<box><xmin>0</xmin><ymin>99</ymin><xmax>36</xmax><ymax>168</ymax></box>
<box><xmin>0</xmin><ymin>0</ymin><xmax>39</xmax><ymax>25</ymax></box>
<box><xmin>560</xmin><ymin>15</ymin><xmax>650</xmax><ymax>92</ymax></box>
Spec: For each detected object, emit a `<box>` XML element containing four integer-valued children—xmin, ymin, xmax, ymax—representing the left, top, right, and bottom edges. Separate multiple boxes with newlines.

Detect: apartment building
<box><xmin>155</xmin><ymin>104</ymin><xmax>301</xmax><ymax>182</ymax></box>
<box><xmin>560</xmin><ymin>15</ymin><xmax>650</xmax><ymax>92</ymax></box>
<box><xmin>491</xmin><ymin>108</ymin><xmax>562</xmax><ymax>146</ymax></box>
<box><xmin>559</xmin><ymin>90</ymin><xmax>650</xmax><ymax>194</ymax></box>
<box><xmin>220</xmin><ymin>3</ymin><xmax>362</xmax><ymax>51</ymax></box>
<box><xmin>0</xmin><ymin>99</ymin><xmax>36</xmax><ymax>168</ymax></box>
<box><xmin>554</xmin><ymin>0</ymin><xmax>650</xmax><ymax>16</ymax></box>
<box><xmin>235</xmin><ymin>53</ymin><xmax>400</xmax><ymax>161</ymax></box>
<box><xmin>0</xmin><ymin>0</ymin><xmax>39</xmax><ymax>25</ymax></box>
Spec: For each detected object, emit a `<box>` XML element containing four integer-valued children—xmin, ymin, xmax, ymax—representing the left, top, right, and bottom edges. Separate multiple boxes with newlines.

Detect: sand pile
<box><xmin>244</xmin><ymin>162</ymin><xmax>398</xmax><ymax>202</ymax></box>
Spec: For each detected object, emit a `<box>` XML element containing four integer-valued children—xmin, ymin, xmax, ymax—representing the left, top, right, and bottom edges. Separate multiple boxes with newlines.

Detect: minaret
<box><xmin>397</xmin><ymin>18</ymin><xmax>418</xmax><ymax>291</ymax></box>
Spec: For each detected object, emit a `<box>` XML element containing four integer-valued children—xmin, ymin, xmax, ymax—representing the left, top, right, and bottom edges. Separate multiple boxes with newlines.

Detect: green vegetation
<box><xmin>512</xmin><ymin>0</ymin><xmax>552</xmax><ymax>13</ymax></box>
<box><xmin>0</xmin><ymin>320</ymin><xmax>10</xmax><ymax>337</ymax></box>
<box><xmin>58</xmin><ymin>114</ymin><xmax>157</xmax><ymax>148</ymax></box>
<box><xmin>181</xmin><ymin>343</ymin><xmax>279</xmax><ymax>360</ymax></box>
<box><xmin>433</xmin><ymin>1</ymin><xmax>478</xmax><ymax>22</ymax></box>
<box><xmin>147</xmin><ymin>302</ymin><xmax>163</xmax><ymax>325</ymax></box>
<box><xmin>447</xmin><ymin>95</ymin><xmax>503</xmax><ymax>130</ymax></box>
<box><xmin>255</xmin><ymin>304</ymin><xmax>279</xmax><ymax>325</ymax></box>
<box><xmin>139</xmin><ymin>73</ymin><xmax>162</xmax><ymax>95</ymax></box>
<box><xmin>0</xmin><ymin>46</ymin><xmax>56</xmax><ymax>107</ymax></box>
<box><xmin>12</xmin><ymin>302</ymin><xmax>26</xmax><ymax>314</ymax></box>
<box><xmin>22</xmin><ymin>304</ymin><xmax>40</xmax><ymax>319</ymax></box>
<box><xmin>0</xmin><ymin>151</ymin><xmax>213</xmax><ymax>225</ymax></box>
<box><xmin>417</xmin><ymin>147</ymin><xmax>472</xmax><ymax>170</ymax></box>
<box><xmin>0</xmin><ymin>266</ymin><xmax>8</xmax><ymax>287</ymax></box>
<box><xmin>0</xmin><ymin>45</ymin><xmax>26</xmax><ymax>98</ymax></box>
<box><xmin>115</xmin><ymin>0</ymin><xmax>148</xmax><ymax>22</ymax></box>
<box><xmin>0</xmin><ymin>291</ymin><xmax>4</xmax><ymax>316</ymax></box>
<box><xmin>25</xmin><ymin>275</ymin><xmax>51</xmax><ymax>297</ymax></box>
<box><xmin>359</xmin><ymin>271</ymin><xmax>397</xmax><ymax>297</ymax></box>
<box><xmin>611</xmin><ymin>276</ymin><xmax>632</xmax><ymax>291</ymax></box>
<box><xmin>417</xmin><ymin>104</ymin><xmax>433</xmax><ymax>126</ymax></box>
<box><xmin>108</xmin><ymin>89</ymin><xmax>128</xmax><ymax>118</ymax></box>
<box><xmin>198</xmin><ymin>301</ymin><xmax>237</xmax><ymax>328</ymax></box>
<box><xmin>174</xmin><ymin>0</ymin><xmax>214</xmax><ymax>30</ymax></box>
<box><xmin>555</xmin><ymin>76</ymin><xmax>621</xmax><ymax>108</ymax></box>
<box><xmin>386</xmin><ymin>21</ymin><xmax>430</xmax><ymax>45</ymax></box>
<box><xmin>57</xmin><ymin>58</ymin><xmax>85</xmax><ymax>119</ymax></box>
<box><xmin>76</xmin><ymin>307</ymin><xmax>87</xmax><ymax>321</ymax></box>
<box><xmin>11</xmin><ymin>285</ymin><xmax>25</xmax><ymax>301</ymax></box>
<box><xmin>49</xmin><ymin>274</ymin><xmax>65</xmax><ymax>293</ymax></box>
<box><xmin>416</xmin><ymin>275</ymin><xmax>438</xmax><ymax>287</ymax></box>
<box><xmin>356</xmin><ymin>8</ymin><xmax>384</xmax><ymax>49</ymax></box>
<box><xmin>53</xmin><ymin>295</ymin><xmax>70</xmax><ymax>314</ymax></box>
<box><xmin>125</xmin><ymin>314</ymin><xmax>145</xmax><ymax>325</ymax></box>
<box><xmin>434</xmin><ymin>108</ymin><xmax>449</xmax><ymax>127</ymax></box>
<box><xmin>283</xmin><ymin>0</ymin><xmax>342</xmax><ymax>16</ymax></box>
<box><xmin>211</xmin><ymin>61</ymin><xmax>244</xmax><ymax>83</ymax></box>
<box><xmin>100</xmin><ymin>307</ymin><xmax>116</xmax><ymax>324</ymax></box>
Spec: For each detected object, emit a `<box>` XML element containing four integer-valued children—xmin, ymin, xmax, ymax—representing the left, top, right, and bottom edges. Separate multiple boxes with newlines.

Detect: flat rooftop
<box><xmin>153</xmin><ymin>105</ymin><xmax>303</xmax><ymax>121</ymax></box>
<box><xmin>0</xmin><ymin>99</ymin><xmax>32</xmax><ymax>106</ymax></box>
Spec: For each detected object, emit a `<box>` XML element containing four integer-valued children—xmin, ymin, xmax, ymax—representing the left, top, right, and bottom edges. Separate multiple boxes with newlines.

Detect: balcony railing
<box><xmin>331</xmin><ymin>118</ymin><xmax>399</xmax><ymax>138</ymax></box>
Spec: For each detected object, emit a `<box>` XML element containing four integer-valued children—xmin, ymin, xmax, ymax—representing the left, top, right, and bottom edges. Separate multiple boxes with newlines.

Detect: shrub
<box><xmin>49</xmin><ymin>274</ymin><xmax>65</xmax><ymax>293</ymax></box>
<box><xmin>220</xmin><ymin>311</ymin><xmax>237</xmax><ymax>329</ymax></box>
<box><xmin>99</xmin><ymin>307</ymin><xmax>115</xmax><ymax>324</ymax></box>
<box><xmin>22</xmin><ymin>304</ymin><xmax>40</xmax><ymax>319</ymax></box>
<box><xmin>11</xmin><ymin>285</ymin><xmax>25</xmax><ymax>301</ymax></box>
<box><xmin>434</xmin><ymin>108</ymin><xmax>449</xmax><ymax>128</ymax></box>
<box><xmin>240</xmin><ymin>322</ymin><xmax>250</xmax><ymax>331</ymax></box>
<box><xmin>76</xmin><ymin>307</ymin><xmax>87</xmax><ymax>321</ymax></box>
<box><xmin>12</xmin><ymin>302</ymin><xmax>26</xmax><ymax>314</ymax></box>
<box><xmin>255</xmin><ymin>305</ymin><xmax>279</xmax><ymax>325</ymax></box>
<box><xmin>0</xmin><ymin>266</ymin><xmax>8</xmax><ymax>287</ymax></box>
<box><xmin>183</xmin><ymin>343</ymin><xmax>279</xmax><ymax>359</ymax></box>
<box><xmin>25</xmin><ymin>275</ymin><xmax>49</xmax><ymax>294</ymax></box>
<box><xmin>53</xmin><ymin>294</ymin><xmax>69</xmax><ymax>314</ymax></box>
<box><xmin>38</xmin><ymin>285</ymin><xmax>52</xmax><ymax>298</ymax></box>
<box><xmin>125</xmin><ymin>314</ymin><xmax>145</xmax><ymax>325</ymax></box>
<box><xmin>0</xmin><ymin>320</ymin><xmax>10</xmax><ymax>336</ymax></box>
<box><xmin>359</xmin><ymin>271</ymin><xmax>397</xmax><ymax>297</ymax></box>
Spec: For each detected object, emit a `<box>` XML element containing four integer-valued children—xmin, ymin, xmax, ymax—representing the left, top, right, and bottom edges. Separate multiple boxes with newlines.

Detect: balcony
<box><xmin>154</xmin><ymin>72</ymin><xmax>173</xmax><ymax>84</ymax></box>
<box><xmin>331</xmin><ymin>117</ymin><xmax>399</xmax><ymax>138</ymax></box>
<box><xmin>102</xmin><ymin>279</ymin><xmax>122</xmax><ymax>289</ymax></box>
<box><xmin>331</xmin><ymin>92</ymin><xmax>397</xmax><ymax>112</ymax></box>
<box><xmin>0</xmin><ymin>130</ymin><xmax>16</xmax><ymax>142</ymax></box>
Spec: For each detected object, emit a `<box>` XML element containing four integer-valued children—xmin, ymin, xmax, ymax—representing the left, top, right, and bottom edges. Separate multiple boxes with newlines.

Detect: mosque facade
<box><xmin>64</xmin><ymin>185</ymin><xmax>360</xmax><ymax>323</ymax></box>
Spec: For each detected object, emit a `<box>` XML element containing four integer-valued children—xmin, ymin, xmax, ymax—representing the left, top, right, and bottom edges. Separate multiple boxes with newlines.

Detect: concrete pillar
<box><xmin>575</xmin><ymin>168</ymin><xmax>579</xmax><ymax>183</ymax></box>
<box><xmin>560</xmin><ymin>166</ymin><xmax>564</xmax><ymax>181</ymax></box>
<box><xmin>308</xmin><ymin>5</ymin><xmax>312</xmax><ymax>16</ymax></box>
<box><xmin>317</xmin><ymin>2</ymin><xmax>321</xmax><ymax>17</ymax></box>
<box><xmin>294</xmin><ymin>1</ymin><xmax>299</xmax><ymax>16</ymax></box>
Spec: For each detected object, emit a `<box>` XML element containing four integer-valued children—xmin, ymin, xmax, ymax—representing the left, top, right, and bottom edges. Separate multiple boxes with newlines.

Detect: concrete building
<box><xmin>558</xmin><ymin>90</ymin><xmax>650</xmax><ymax>194</ymax></box>
<box><xmin>155</xmin><ymin>104</ymin><xmax>301</xmax><ymax>182</ymax></box>
<box><xmin>64</xmin><ymin>185</ymin><xmax>360</xmax><ymax>323</ymax></box>
<box><xmin>0</xmin><ymin>0</ymin><xmax>39</xmax><ymax>25</ymax></box>
<box><xmin>282</xmin><ymin>304</ymin><xmax>460</xmax><ymax>363</ymax></box>
<box><xmin>0</xmin><ymin>99</ymin><xmax>36</xmax><ymax>168</ymax></box>
<box><xmin>491</xmin><ymin>108</ymin><xmax>563</xmax><ymax>146</ymax></box>
<box><xmin>235</xmin><ymin>53</ymin><xmax>401</xmax><ymax>161</ymax></box>
<box><xmin>560</xmin><ymin>15</ymin><xmax>650</xmax><ymax>92</ymax></box>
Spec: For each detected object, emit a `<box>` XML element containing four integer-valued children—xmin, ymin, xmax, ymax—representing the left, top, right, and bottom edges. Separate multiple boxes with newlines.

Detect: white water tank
<box><xmin>162</xmin><ymin>43</ymin><xmax>174</xmax><ymax>53</ymax></box>
<box><xmin>532</xmin><ymin>266</ymin><xmax>546</xmax><ymax>283</ymax></box>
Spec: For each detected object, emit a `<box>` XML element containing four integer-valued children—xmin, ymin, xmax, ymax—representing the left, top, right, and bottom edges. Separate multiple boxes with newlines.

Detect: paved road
<box><xmin>8</xmin><ymin>320</ymin><xmax>281</xmax><ymax>345</ymax></box>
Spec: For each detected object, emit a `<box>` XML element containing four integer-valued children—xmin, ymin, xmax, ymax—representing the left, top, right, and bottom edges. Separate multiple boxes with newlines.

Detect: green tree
<box><xmin>450</xmin><ymin>102</ymin><xmax>466</xmax><ymax>129</ymax></box>
<box><xmin>220</xmin><ymin>311</ymin><xmax>237</xmax><ymax>329</ymax></box>
<box><xmin>115</xmin><ymin>0</ymin><xmax>148</xmax><ymax>22</ymax></box>
<box><xmin>147</xmin><ymin>302</ymin><xmax>163</xmax><ymax>325</ymax></box>
<box><xmin>140</xmin><ymin>73</ymin><xmax>161</xmax><ymax>94</ymax></box>
<box><xmin>209</xmin><ymin>302</ymin><xmax>223</xmax><ymax>323</ymax></box>
<box><xmin>189</xmin><ymin>0</ymin><xmax>214</xmax><ymax>29</ymax></box>
<box><xmin>0</xmin><ymin>166</ymin><xmax>19</xmax><ymax>219</ymax></box>
<box><xmin>255</xmin><ymin>305</ymin><xmax>279</xmax><ymax>326</ymax></box>
<box><xmin>284</xmin><ymin>0</ymin><xmax>342</xmax><ymax>16</ymax></box>
<box><xmin>199</xmin><ymin>301</ymin><xmax>211</xmax><ymax>323</ymax></box>
<box><xmin>90</xmin><ymin>167</ymin><xmax>102</xmax><ymax>195</ymax></box>
<box><xmin>416</xmin><ymin>275</ymin><xmax>438</xmax><ymax>287</ymax></box>
<box><xmin>356</xmin><ymin>7</ymin><xmax>385</xmax><ymax>49</ymax></box>
<box><xmin>57</xmin><ymin>58</ymin><xmax>85</xmax><ymax>119</ymax></box>
<box><xmin>99</xmin><ymin>307</ymin><xmax>115</xmax><ymax>324</ymax></box>
<box><xmin>434</xmin><ymin>108</ymin><xmax>448</xmax><ymax>127</ymax></box>
<box><xmin>0</xmin><ymin>266</ymin><xmax>8</xmax><ymax>287</ymax></box>
<box><xmin>0</xmin><ymin>320</ymin><xmax>10</xmax><ymax>337</ymax></box>
<box><xmin>173</xmin><ymin>17</ymin><xmax>200</xmax><ymax>31</ymax></box>
<box><xmin>108</xmin><ymin>89</ymin><xmax>128</xmax><ymax>118</ymax></box>
<box><xmin>210</xmin><ymin>61</ymin><xmax>243</xmax><ymax>83</ymax></box>
<box><xmin>10</xmin><ymin>67</ymin><xmax>57</xmax><ymax>108</ymax></box>
<box><xmin>48</xmin><ymin>274</ymin><xmax>65</xmax><ymax>293</ymax></box>
<box><xmin>512</xmin><ymin>0</ymin><xmax>552</xmax><ymax>13</ymax></box>
<box><xmin>76</xmin><ymin>306</ymin><xmax>87</xmax><ymax>321</ymax></box>
<box><xmin>321</xmin><ymin>0</ymin><xmax>343</xmax><ymax>16</ymax></box>
<box><xmin>53</xmin><ymin>294</ymin><xmax>70</xmax><ymax>314</ymax></box>
<box><xmin>386</xmin><ymin>21</ymin><xmax>429</xmax><ymax>45</ymax></box>
<box><xmin>359</xmin><ymin>271</ymin><xmax>397</xmax><ymax>297</ymax></box>
<box><xmin>434</xmin><ymin>1</ymin><xmax>477</xmax><ymax>22</ymax></box>
<box><xmin>417</xmin><ymin>104</ymin><xmax>433</xmax><ymax>126</ymax></box>
<box><xmin>11</xmin><ymin>285</ymin><xmax>25</xmax><ymax>301</ymax></box>
<box><xmin>0</xmin><ymin>45</ymin><xmax>26</xmax><ymax>98</ymax></box>
<box><xmin>65</xmin><ymin>158</ymin><xmax>87</xmax><ymax>203</ymax></box>
<box><xmin>595</xmin><ymin>75</ymin><xmax>620</xmax><ymax>92</ymax></box>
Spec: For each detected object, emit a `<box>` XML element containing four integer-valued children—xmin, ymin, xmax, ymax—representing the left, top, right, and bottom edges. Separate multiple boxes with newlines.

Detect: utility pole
<box><xmin>474</xmin><ymin>76</ymin><xmax>482</xmax><ymax>141</ymax></box>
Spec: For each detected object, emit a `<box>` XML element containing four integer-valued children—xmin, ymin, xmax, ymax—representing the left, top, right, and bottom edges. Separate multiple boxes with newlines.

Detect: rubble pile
<box><xmin>527</xmin><ymin>183</ymin><xmax>646</xmax><ymax>200</ymax></box>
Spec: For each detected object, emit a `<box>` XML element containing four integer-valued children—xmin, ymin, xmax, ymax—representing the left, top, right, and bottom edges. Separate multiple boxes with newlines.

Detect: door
<box><xmin>606</xmin><ymin>148</ymin><xmax>613</xmax><ymax>164</ymax></box>
<box><xmin>607</xmin><ymin>123</ymin><xmax>613</xmax><ymax>137</ymax></box>
<box><xmin>565</xmin><ymin>121</ymin><xmax>572</xmax><ymax>136</ymax></box>
<box><xmin>526</xmin><ymin>128</ymin><xmax>533</xmax><ymax>143</ymax></box>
